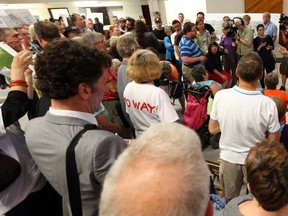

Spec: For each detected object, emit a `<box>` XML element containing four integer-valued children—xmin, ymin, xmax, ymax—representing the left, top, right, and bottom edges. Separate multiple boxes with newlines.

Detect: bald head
<box><xmin>263</xmin><ymin>12</ymin><xmax>271</xmax><ymax>24</ymax></box>
<box><xmin>100</xmin><ymin>122</ymin><xmax>210</xmax><ymax>216</ymax></box>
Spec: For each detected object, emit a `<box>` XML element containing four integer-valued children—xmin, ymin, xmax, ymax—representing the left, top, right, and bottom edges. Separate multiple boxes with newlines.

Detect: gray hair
<box><xmin>191</xmin><ymin>65</ymin><xmax>206</xmax><ymax>82</ymax></box>
<box><xmin>0</xmin><ymin>27</ymin><xmax>12</xmax><ymax>41</ymax></box>
<box><xmin>109</xmin><ymin>36</ymin><xmax>119</xmax><ymax>47</ymax></box>
<box><xmin>116</xmin><ymin>33</ymin><xmax>140</xmax><ymax>58</ymax></box>
<box><xmin>265</xmin><ymin>73</ymin><xmax>279</xmax><ymax>89</ymax></box>
<box><xmin>80</xmin><ymin>32</ymin><xmax>105</xmax><ymax>47</ymax></box>
<box><xmin>99</xmin><ymin>122</ymin><xmax>210</xmax><ymax>216</ymax></box>
<box><xmin>164</xmin><ymin>25</ymin><xmax>174</xmax><ymax>34</ymax></box>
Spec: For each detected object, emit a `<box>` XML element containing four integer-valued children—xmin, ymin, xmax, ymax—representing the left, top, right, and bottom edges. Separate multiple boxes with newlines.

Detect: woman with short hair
<box><xmin>124</xmin><ymin>49</ymin><xmax>179</xmax><ymax>137</ymax></box>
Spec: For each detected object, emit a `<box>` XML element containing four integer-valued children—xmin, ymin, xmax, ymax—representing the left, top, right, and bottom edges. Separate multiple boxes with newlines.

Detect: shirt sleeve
<box><xmin>266</xmin><ymin>100</ymin><xmax>281</xmax><ymax>134</ymax></box>
<box><xmin>157</xmin><ymin>89</ymin><xmax>179</xmax><ymax>122</ymax></box>
<box><xmin>272</xmin><ymin>24</ymin><xmax>278</xmax><ymax>37</ymax></box>
<box><xmin>1</xmin><ymin>91</ymin><xmax>29</xmax><ymax>128</ymax></box>
<box><xmin>164</xmin><ymin>36</ymin><xmax>174</xmax><ymax>51</ymax></box>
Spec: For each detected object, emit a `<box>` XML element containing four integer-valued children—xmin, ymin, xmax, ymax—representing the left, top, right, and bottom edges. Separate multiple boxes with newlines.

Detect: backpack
<box><xmin>183</xmin><ymin>85</ymin><xmax>210</xmax><ymax>130</ymax></box>
<box><xmin>170</xmin><ymin>80</ymin><xmax>183</xmax><ymax>99</ymax></box>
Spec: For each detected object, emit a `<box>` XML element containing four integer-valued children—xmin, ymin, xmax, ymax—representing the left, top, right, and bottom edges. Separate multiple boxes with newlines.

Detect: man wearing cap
<box><xmin>63</xmin><ymin>26</ymin><xmax>81</xmax><ymax>39</ymax></box>
<box><xmin>152</xmin><ymin>18</ymin><xmax>167</xmax><ymax>60</ymax></box>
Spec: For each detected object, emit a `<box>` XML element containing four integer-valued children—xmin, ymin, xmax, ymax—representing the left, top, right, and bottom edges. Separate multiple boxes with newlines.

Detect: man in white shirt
<box><xmin>209</xmin><ymin>52</ymin><xmax>280</xmax><ymax>201</ymax></box>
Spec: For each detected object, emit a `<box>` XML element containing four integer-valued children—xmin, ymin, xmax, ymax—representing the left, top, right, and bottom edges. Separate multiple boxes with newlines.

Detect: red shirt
<box><xmin>103</xmin><ymin>67</ymin><xmax>118</xmax><ymax>100</ymax></box>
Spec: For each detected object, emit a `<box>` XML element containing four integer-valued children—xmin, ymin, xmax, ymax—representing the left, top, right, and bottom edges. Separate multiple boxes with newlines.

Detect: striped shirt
<box><xmin>179</xmin><ymin>36</ymin><xmax>203</xmax><ymax>67</ymax></box>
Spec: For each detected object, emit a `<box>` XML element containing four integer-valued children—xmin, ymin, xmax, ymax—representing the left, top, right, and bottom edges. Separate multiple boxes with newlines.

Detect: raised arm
<box><xmin>1</xmin><ymin>50</ymin><xmax>32</xmax><ymax>128</ymax></box>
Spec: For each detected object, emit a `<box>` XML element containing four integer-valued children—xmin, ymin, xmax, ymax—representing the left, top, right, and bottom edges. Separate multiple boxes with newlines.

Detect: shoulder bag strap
<box><xmin>66</xmin><ymin>124</ymin><xmax>99</xmax><ymax>216</ymax></box>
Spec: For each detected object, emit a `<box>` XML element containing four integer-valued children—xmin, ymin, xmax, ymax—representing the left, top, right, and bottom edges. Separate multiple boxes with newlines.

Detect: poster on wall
<box><xmin>0</xmin><ymin>9</ymin><xmax>37</xmax><ymax>27</ymax></box>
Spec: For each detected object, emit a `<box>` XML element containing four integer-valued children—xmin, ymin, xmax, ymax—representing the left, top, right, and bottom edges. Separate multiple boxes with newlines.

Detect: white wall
<box><xmin>164</xmin><ymin>0</ymin><xmax>206</xmax><ymax>24</ymax></box>
<box><xmin>1</xmin><ymin>0</ymin><xmax>287</xmax><ymax>23</ymax></box>
<box><xmin>284</xmin><ymin>0</ymin><xmax>288</xmax><ymax>14</ymax></box>
<box><xmin>121</xmin><ymin>1</ymin><xmax>143</xmax><ymax>19</ymax></box>
<box><xmin>206</xmin><ymin>0</ymin><xmax>245</xmax><ymax>13</ymax></box>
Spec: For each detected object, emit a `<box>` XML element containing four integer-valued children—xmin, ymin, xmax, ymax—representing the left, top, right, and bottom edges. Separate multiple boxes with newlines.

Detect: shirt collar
<box><xmin>233</xmin><ymin>85</ymin><xmax>263</xmax><ymax>95</ymax></box>
<box><xmin>49</xmin><ymin>107</ymin><xmax>98</xmax><ymax>125</ymax></box>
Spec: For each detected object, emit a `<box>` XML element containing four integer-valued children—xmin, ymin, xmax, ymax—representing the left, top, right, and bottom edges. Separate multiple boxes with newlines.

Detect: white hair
<box><xmin>100</xmin><ymin>122</ymin><xmax>210</xmax><ymax>216</ymax></box>
<box><xmin>80</xmin><ymin>32</ymin><xmax>105</xmax><ymax>47</ymax></box>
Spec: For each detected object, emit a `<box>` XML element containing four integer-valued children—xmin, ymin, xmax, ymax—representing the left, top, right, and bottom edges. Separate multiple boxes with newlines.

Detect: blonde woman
<box><xmin>124</xmin><ymin>49</ymin><xmax>179</xmax><ymax>137</ymax></box>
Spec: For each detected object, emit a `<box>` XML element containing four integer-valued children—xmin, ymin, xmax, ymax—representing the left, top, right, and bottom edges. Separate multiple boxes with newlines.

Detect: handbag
<box><xmin>0</xmin><ymin>149</ymin><xmax>21</xmax><ymax>192</ymax></box>
<box><xmin>66</xmin><ymin>124</ymin><xmax>100</xmax><ymax>216</ymax></box>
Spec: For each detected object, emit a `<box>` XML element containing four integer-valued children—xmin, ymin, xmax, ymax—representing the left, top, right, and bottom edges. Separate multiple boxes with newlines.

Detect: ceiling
<box><xmin>0</xmin><ymin>0</ymin><xmax>133</xmax><ymax>3</ymax></box>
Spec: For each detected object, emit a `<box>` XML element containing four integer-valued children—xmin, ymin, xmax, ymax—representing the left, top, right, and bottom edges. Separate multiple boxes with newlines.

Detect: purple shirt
<box><xmin>219</xmin><ymin>36</ymin><xmax>236</xmax><ymax>52</ymax></box>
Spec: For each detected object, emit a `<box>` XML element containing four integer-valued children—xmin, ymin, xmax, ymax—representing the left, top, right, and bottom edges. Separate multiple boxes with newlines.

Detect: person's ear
<box><xmin>236</xmin><ymin>69</ymin><xmax>239</xmax><ymax>78</ymax></box>
<box><xmin>258</xmin><ymin>71</ymin><xmax>263</xmax><ymax>80</ymax></box>
<box><xmin>78</xmin><ymin>83</ymin><xmax>91</xmax><ymax>100</ymax></box>
<box><xmin>247</xmin><ymin>183</ymin><xmax>251</xmax><ymax>193</ymax></box>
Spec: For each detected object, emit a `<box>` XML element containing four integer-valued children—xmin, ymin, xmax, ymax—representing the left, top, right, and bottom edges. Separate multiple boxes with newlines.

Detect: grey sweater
<box><xmin>215</xmin><ymin>194</ymin><xmax>253</xmax><ymax>216</ymax></box>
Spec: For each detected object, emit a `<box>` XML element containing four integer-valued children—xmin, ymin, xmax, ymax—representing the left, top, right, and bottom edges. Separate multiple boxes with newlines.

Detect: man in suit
<box><xmin>25</xmin><ymin>39</ymin><xmax>127</xmax><ymax>216</ymax></box>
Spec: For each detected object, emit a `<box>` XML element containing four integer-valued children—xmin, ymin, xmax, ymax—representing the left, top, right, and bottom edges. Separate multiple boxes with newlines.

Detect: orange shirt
<box><xmin>264</xmin><ymin>89</ymin><xmax>288</xmax><ymax>124</ymax></box>
<box><xmin>160</xmin><ymin>61</ymin><xmax>179</xmax><ymax>80</ymax></box>
<box><xmin>264</xmin><ymin>89</ymin><xmax>288</xmax><ymax>103</ymax></box>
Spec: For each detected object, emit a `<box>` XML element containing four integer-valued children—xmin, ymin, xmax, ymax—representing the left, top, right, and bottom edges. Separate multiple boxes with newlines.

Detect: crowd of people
<box><xmin>0</xmin><ymin>9</ymin><xmax>288</xmax><ymax>216</ymax></box>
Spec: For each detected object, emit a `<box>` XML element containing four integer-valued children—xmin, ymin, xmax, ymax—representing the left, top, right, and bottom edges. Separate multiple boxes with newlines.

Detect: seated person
<box><xmin>159</xmin><ymin>61</ymin><xmax>185</xmax><ymax>112</ymax></box>
<box><xmin>216</xmin><ymin>140</ymin><xmax>288</xmax><ymax>216</ymax></box>
<box><xmin>100</xmin><ymin>122</ymin><xmax>213</xmax><ymax>216</ymax></box>
<box><xmin>205</xmin><ymin>42</ymin><xmax>232</xmax><ymax>88</ymax></box>
<box><xmin>191</xmin><ymin>65</ymin><xmax>222</xmax><ymax>97</ymax></box>
<box><xmin>271</xmin><ymin>96</ymin><xmax>288</xmax><ymax>150</ymax></box>
<box><xmin>123</xmin><ymin>49</ymin><xmax>179</xmax><ymax>137</ymax></box>
<box><xmin>264</xmin><ymin>73</ymin><xmax>288</xmax><ymax>123</ymax></box>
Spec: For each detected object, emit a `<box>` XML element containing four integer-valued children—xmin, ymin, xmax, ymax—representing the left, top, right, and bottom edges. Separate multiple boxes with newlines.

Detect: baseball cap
<box><xmin>63</xmin><ymin>26</ymin><xmax>80</xmax><ymax>38</ymax></box>
<box><xmin>154</xmin><ymin>18</ymin><xmax>162</xmax><ymax>23</ymax></box>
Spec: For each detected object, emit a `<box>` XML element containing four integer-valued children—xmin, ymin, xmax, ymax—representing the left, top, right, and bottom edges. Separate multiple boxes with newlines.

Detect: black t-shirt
<box><xmin>205</xmin><ymin>23</ymin><xmax>215</xmax><ymax>34</ymax></box>
<box><xmin>152</xmin><ymin>28</ymin><xmax>167</xmax><ymax>53</ymax></box>
<box><xmin>253</xmin><ymin>35</ymin><xmax>274</xmax><ymax>61</ymax></box>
